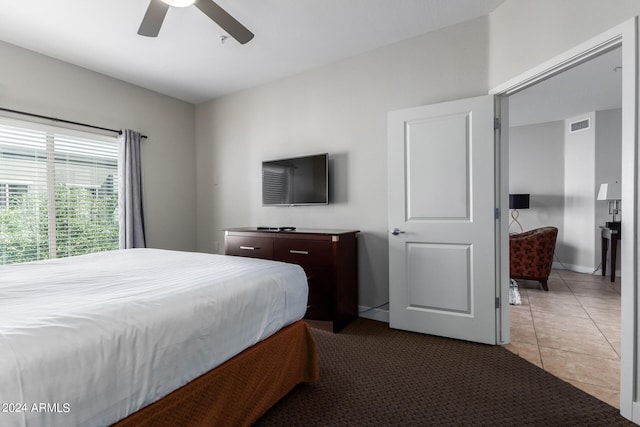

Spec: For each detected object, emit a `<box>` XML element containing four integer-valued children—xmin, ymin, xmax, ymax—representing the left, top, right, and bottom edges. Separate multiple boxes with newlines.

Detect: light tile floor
<box><xmin>503</xmin><ymin>269</ymin><xmax>621</xmax><ymax>408</ymax></box>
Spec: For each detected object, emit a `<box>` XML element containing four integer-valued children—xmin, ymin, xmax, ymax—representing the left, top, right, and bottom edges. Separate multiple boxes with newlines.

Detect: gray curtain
<box><xmin>118</xmin><ymin>129</ymin><xmax>146</xmax><ymax>249</ymax></box>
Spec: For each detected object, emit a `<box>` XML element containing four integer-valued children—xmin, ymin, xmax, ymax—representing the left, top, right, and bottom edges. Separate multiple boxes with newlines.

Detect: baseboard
<box><xmin>358</xmin><ymin>305</ymin><xmax>389</xmax><ymax>323</ymax></box>
<box><xmin>552</xmin><ymin>261</ymin><xmax>621</xmax><ymax>278</ymax></box>
<box><xmin>552</xmin><ymin>262</ymin><xmax>594</xmax><ymax>274</ymax></box>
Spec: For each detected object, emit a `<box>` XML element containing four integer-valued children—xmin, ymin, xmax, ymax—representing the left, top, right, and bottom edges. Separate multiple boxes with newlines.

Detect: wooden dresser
<box><xmin>224</xmin><ymin>227</ymin><xmax>359</xmax><ymax>332</ymax></box>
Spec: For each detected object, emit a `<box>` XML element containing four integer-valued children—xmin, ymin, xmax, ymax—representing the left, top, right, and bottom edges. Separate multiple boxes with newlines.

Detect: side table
<box><xmin>601</xmin><ymin>226</ymin><xmax>620</xmax><ymax>283</ymax></box>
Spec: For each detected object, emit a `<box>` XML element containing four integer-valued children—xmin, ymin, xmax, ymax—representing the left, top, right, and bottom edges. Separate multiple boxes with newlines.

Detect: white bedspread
<box><xmin>0</xmin><ymin>249</ymin><xmax>308</xmax><ymax>427</ymax></box>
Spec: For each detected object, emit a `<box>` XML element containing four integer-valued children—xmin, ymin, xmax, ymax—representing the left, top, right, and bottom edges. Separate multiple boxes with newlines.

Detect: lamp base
<box><xmin>509</xmin><ymin>209</ymin><xmax>524</xmax><ymax>233</ymax></box>
<box><xmin>606</xmin><ymin>221</ymin><xmax>621</xmax><ymax>231</ymax></box>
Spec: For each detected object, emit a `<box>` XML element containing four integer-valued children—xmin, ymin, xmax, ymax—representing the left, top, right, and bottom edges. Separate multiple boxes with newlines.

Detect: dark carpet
<box><xmin>255</xmin><ymin>318</ymin><xmax>633</xmax><ymax>426</ymax></box>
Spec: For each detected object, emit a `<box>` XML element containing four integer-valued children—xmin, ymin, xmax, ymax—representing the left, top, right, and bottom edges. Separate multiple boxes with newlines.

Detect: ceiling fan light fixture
<box><xmin>139</xmin><ymin>0</ymin><xmax>254</xmax><ymax>43</ymax></box>
<box><xmin>161</xmin><ymin>0</ymin><xmax>195</xmax><ymax>7</ymax></box>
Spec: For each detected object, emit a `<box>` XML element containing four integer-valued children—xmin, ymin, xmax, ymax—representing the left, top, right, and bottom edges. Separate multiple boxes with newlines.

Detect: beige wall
<box><xmin>195</xmin><ymin>17</ymin><xmax>491</xmax><ymax>309</ymax></box>
<box><xmin>4</xmin><ymin>0</ymin><xmax>640</xmax><ymax>310</ymax></box>
<box><xmin>0</xmin><ymin>40</ymin><xmax>197</xmax><ymax>251</ymax></box>
<box><xmin>196</xmin><ymin>1</ymin><xmax>640</xmax><ymax>311</ymax></box>
<box><xmin>489</xmin><ymin>0</ymin><xmax>640</xmax><ymax>89</ymax></box>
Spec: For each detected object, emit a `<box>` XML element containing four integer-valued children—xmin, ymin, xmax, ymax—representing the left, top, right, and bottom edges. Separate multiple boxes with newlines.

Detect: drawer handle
<box><xmin>290</xmin><ymin>249</ymin><xmax>310</xmax><ymax>255</ymax></box>
<box><xmin>240</xmin><ymin>246</ymin><xmax>258</xmax><ymax>250</ymax></box>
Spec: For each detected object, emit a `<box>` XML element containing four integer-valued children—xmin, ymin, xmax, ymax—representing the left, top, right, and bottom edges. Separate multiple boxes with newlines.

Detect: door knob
<box><xmin>391</xmin><ymin>228</ymin><xmax>405</xmax><ymax>236</ymax></box>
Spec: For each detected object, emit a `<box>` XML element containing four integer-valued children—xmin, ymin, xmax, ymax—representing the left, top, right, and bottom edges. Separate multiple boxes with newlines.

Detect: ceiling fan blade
<box><xmin>138</xmin><ymin>0</ymin><xmax>170</xmax><ymax>37</ymax></box>
<box><xmin>194</xmin><ymin>0</ymin><xmax>254</xmax><ymax>44</ymax></box>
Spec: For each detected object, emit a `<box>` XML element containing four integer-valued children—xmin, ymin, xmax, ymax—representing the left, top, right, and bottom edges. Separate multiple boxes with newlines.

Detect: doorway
<box><xmin>506</xmin><ymin>49</ymin><xmax>623</xmax><ymax>406</ymax></box>
<box><xmin>491</xmin><ymin>19</ymin><xmax>636</xmax><ymax>419</ymax></box>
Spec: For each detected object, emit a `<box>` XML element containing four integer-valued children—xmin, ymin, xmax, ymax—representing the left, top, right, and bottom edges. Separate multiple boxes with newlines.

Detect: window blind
<box><xmin>0</xmin><ymin>119</ymin><xmax>119</xmax><ymax>264</ymax></box>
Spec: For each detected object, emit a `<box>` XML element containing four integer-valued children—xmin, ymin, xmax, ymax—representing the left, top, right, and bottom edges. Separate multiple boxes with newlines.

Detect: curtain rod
<box><xmin>0</xmin><ymin>107</ymin><xmax>148</xmax><ymax>139</ymax></box>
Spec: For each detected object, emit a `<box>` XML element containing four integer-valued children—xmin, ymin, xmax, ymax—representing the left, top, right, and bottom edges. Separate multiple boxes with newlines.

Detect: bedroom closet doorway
<box><xmin>490</xmin><ymin>17</ymin><xmax>638</xmax><ymax>422</ymax></box>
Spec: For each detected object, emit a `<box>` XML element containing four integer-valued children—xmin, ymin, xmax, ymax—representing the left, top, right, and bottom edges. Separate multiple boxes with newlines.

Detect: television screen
<box><xmin>262</xmin><ymin>153</ymin><xmax>328</xmax><ymax>206</ymax></box>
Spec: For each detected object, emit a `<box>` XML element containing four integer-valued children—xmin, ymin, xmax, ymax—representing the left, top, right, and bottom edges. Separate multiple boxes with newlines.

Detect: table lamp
<box><xmin>597</xmin><ymin>182</ymin><xmax>621</xmax><ymax>226</ymax></box>
<box><xmin>509</xmin><ymin>194</ymin><xmax>530</xmax><ymax>233</ymax></box>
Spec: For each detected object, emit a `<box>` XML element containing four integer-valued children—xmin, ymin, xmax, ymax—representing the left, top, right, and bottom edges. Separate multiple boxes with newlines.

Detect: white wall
<box><xmin>0</xmin><ymin>41</ymin><xmax>197</xmax><ymax>251</ymax></box>
<box><xmin>508</xmin><ymin>121</ymin><xmax>564</xmax><ymax>235</ymax></box>
<box><xmin>563</xmin><ymin>113</ymin><xmax>597</xmax><ymax>272</ymax></box>
<box><xmin>195</xmin><ymin>17</ymin><xmax>491</xmax><ymax>309</ymax></box>
<box><xmin>509</xmin><ymin>109</ymin><xmax>623</xmax><ymax>274</ymax></box>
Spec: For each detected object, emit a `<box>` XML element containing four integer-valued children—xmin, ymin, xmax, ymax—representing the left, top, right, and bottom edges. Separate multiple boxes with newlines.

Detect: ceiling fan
<box><xmin>138</xmin><ymin>0</ymin><xmax>254</xmax><ymax>44</ymax></box>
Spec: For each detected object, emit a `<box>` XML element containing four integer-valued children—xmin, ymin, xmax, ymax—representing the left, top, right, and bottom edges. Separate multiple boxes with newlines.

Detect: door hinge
<box><xmin>494</xmin><ymin>117</ymin><xmax>501</xmax><ymax>130</ymax></box>
<box><xmin>495</xmin><ymin>208</ymin><xmax>500</xmax><ymax>220</ymax></box>
<box><xmin>495</xmin><ymin>297</ymin><xmax>501</xmax><ymax>309</ymax></box>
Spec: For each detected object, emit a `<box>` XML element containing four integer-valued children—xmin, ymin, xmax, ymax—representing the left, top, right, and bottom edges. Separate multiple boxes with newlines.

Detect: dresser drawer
<box><xmin>225</xmin><ymin>235</ymin><xmax>274</xmax><ymax>259</ymax></box>
<box><xmin>274</xmin><ymin>238</ymin><xmax>332</xmax><ymax>268</ymax></box>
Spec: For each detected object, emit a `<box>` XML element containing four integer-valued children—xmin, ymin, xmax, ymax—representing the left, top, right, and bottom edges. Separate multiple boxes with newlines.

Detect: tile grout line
<box><xmin>545</xmin><ymin>271</ymin><xmax>621</xmax><ymax>394</ymax></box>
<box><xmin>509</xmin><ymin>270</ymin><xmax>621</xmax><ymax>407</ymax></box>
<box><xmin>523</xmin><ymin>287</ymin><xmax>545</xmax><ymax>369</ymax></box>
<box><xmin>560</xmin><ymin>272</ymin><xmax>621</xmax><ymax>360</ymax></box>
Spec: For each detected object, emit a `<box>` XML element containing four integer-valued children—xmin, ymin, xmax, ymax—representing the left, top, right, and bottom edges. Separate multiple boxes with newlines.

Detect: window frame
<box><xmin>0</xmin><ymin>116</ymin><xmax>120</xmax><ymax>264</ymax></box>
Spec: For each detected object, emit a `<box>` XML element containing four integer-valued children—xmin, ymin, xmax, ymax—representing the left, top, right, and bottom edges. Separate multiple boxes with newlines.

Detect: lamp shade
<box><xmin>509</xmin><ymin>194</ymin><xmax>530</xmax><ymax>210</ymax></box>
<box><xmin>597</xmin><ymin>182</ymin><xmax>621</xmax><ymax>200</ymax></box>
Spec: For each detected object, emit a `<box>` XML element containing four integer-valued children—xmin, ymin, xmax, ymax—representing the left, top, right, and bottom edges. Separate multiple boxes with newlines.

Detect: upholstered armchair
<box><xmin>509</xmin><ymin>227</ymin><xmax>558</xmax><ymax>291</ymax></box>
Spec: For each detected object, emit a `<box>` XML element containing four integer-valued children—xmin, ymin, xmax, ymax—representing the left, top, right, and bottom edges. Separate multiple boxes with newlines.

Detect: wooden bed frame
<box><xmin>112</xmin><ymin>320</ymin><xmax>319</xmax><ymax>426</ymax></box>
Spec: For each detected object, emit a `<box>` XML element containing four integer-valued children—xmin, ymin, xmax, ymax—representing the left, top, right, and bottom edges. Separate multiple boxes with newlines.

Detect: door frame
<box><xmin>489</xmin><ymin>18</ymin><xmax>638</xmax><ymax>420</ymax></box>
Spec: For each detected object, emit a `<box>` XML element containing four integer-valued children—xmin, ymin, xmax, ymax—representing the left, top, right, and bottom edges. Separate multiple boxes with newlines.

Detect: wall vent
<box><xmin>569</xmin><ymin>118</ymin><xmax>590</xmax><ymax>133</ymax></box>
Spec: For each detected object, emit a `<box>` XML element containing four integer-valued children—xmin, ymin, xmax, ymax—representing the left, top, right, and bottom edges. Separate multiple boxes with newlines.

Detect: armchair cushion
<box><xmin>509</xmin><ymin>226</ymin><xmax>558</xmax><ymax>291</ymax></box>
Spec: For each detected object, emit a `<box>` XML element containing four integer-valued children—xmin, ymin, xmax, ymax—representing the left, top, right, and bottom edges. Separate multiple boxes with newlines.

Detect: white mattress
<box><xmin>0</xmin><ymin>249</ymin><xmax>309</xmax><ymax>427</ymax></box>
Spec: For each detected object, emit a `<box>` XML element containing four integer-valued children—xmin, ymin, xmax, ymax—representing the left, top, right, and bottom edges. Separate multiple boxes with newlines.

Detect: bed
<box><xmin>0</xmin><ymin>248</ymin><xmax>319</xmax><ymax>427</ymax></box>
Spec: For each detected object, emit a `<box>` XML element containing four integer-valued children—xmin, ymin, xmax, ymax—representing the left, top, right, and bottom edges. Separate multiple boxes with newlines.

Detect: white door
<box><xmin>388</xmin><ymin>95</ymin><xmax>498</xmax><ymax>344</ymax></box>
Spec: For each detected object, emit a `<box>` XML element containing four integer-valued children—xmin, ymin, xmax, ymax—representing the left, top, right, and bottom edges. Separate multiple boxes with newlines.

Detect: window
<box><xmin>0</xmin><ymin>119</ymin><xmax>119</xmax><ymax>264</ymax></box>
<box><xmin>0</xmin><ymin>183</ymin><xmax>29</xmax><ymax>208</ymax></box>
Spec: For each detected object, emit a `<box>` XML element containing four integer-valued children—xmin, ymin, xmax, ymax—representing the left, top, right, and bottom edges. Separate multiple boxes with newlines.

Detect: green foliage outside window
<box><xmin>0</xmin><ymin>185</ymin><xmax>118</xmax><ymax>265</ymax></box>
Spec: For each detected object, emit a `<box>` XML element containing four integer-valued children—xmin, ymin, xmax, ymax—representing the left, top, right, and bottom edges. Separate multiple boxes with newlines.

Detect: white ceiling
<box><xmin>0</xmin><ymin>0</ymin><xmax>507</xmax><ymax>104</ymax></box>
<box><xmin>508</xmin><ymin>47</ymin><xmax>623</xmax><ymax>127</ymax></box>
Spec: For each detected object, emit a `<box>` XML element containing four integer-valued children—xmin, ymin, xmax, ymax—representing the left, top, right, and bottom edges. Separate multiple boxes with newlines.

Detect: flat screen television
<box><xmin>262</xmin><ymin>153</ymin><xmax>328</xmax><ymax>206</ymax></box>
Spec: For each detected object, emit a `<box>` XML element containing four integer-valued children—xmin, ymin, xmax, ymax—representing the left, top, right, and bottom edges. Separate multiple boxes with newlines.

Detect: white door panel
<box><xmin>388</xmin><ymin>95</ymin><xmax>497</xmax><ymax>344</ymax></box>
<box><xmin>406</xmin><ymin>242</ymin><xmax>471</xmax><ymax>312</ymax></box>
<box><xmin>406</xmin><ymin>113</ymin><xmax>470</xmax><ymax>220</ymax></box>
